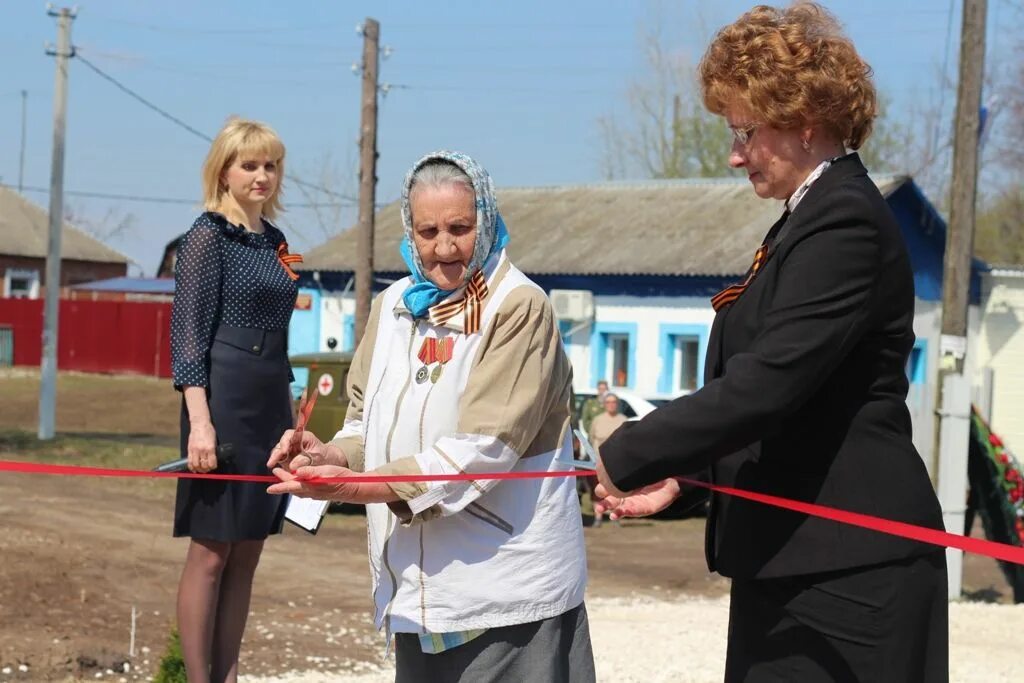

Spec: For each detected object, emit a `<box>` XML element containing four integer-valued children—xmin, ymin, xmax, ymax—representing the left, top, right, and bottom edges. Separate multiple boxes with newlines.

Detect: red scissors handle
<box><xmin>290</xmin><ymin>388</ymin><xmax>319</xmax><ymax>451</ymax></box>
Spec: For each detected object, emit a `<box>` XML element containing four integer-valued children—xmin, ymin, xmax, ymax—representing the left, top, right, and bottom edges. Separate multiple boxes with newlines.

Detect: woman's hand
<box><xmin>267</xmin><ymin>465</ymin><xmax>394</xmax><ymax>504</ymax></box>
<box><xmin>187</xmin><ymin>420</ymin><xmax>218</xmax><ymax>473</ymax></box>
<box><xmin>267</xmin><ymin>430</ymin><xmax>347</xmax><ymax>471</ymax></box>
<box><xmin>594</xmin><ymin>476</ymin><xmax>682</xmax><ymax>521</ymax></box>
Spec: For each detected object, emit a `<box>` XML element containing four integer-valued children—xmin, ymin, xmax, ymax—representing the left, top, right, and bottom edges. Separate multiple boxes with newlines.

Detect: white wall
<box><xmin>563</xmin><ymin>295</ymin><xmax>716</xmax><ymax>396</ymax></box>
<box><xmin>318</xmin><ymin>292</ymin><xmax>355</xmax><ymax>352</ymax></box>
<box><xmin>562</xmin><ymin>293</ymin><xmax>986</xmax><ymax>476</ymax></box>
<box><xmin>976</xmin><ymin>272</ymin><xmax>1024</xmax><ymax>453</ymax></box>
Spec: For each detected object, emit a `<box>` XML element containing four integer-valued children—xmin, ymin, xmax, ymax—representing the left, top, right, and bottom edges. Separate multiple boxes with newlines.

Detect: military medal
<box><xmin>417</xmin><ymin>337</ymin><xmax>455</xmax><ymax>385</ymax></box>
<box><xmin>416</xmin><ymin>338</ymin><xmax>436</xmax><ymax>383</ymax></box>
<box><xmin>431</xmin><ymin>337</ymin><xmax>454</xmax><ymax>384</ymax></box>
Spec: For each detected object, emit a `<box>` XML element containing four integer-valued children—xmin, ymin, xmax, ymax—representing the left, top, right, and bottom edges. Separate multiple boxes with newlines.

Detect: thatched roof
<box><xmin>0</xmin><ymin>186</ymin><xmax>129</xmax><ymax>263</ymax></box>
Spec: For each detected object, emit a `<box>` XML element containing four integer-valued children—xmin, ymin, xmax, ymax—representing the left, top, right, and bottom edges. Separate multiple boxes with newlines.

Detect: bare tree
<box><xmin>287</xmin><ymin>148</ymin><xmax>359</xmax><ymax>245</ymax></box>
<box><xmin>598</xmin><ymin>23</ymin><xmax>734</xmax><ymax>181</ymax></box>
<box><xmin>974</xmin><ymin>29</ymin><xmax>1024</xmax><ymax>264</ymax></box>
<box><xmin>65</xmin><ymin>204</ymin><xmax>137</xmax><ymax>243</ymax></box>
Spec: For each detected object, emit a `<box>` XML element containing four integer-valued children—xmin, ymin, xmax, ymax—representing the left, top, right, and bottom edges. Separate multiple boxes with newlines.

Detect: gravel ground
<box><xmin>241</xmin><ymin>594</ymin><xmax>1024</xmax><ymax>683</ymax></box>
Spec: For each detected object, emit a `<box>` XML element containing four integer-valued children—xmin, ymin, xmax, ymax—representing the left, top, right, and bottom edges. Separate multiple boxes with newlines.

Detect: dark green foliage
<box><xmin>153</xmin><ymin>627</ymin><xmax>186</xmax><ymax>683</ymax></box>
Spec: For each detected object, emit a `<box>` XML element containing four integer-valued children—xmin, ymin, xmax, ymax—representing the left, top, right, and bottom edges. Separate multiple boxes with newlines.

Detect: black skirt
<box><xmin>724</xmin><ymin>551</ymin><xmax>948</xmax><ymax>683</ymax></box>
<box><xmin>173</xmin><ymin>325</ymin><xmax>292</xmax><ymax>542</ymax></box>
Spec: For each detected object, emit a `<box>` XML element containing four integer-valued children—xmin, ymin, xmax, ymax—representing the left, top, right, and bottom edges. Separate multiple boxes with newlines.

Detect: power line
<box><xmin>77</xmin><ymin>54</ymin><xmax>212</xmax><ymax>142</ymax></box>
<box><xmin>75</xmin><ymin>53</ymin><xmax>358</xmax><ymax>202</ymax></box>
<box><xmin>88</xmin><ymin>13</ymin><xmax>346</xmax><ymax>36</ymax></box>
<box><xmin>4</xmin><ymin>182</ymin><xmax>355</xmax><ymax>208</ymax></box>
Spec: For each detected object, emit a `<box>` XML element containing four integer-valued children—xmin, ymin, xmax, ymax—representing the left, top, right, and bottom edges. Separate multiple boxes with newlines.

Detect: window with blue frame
<box><xmin>343</xmin><ymin>314</ymin><xmax>356</xmax><ymax>352</ymax></box>
<box><xmin>590</xmin><ymin>322</ymin><xmax>638</xmax><ymax>389</ymax></box>
<box><xmin>906</xmin><ymin>339</ymin><xmax>927</xmax><ymax>385</ymax></box>
<box><xmin>658</xmin><ymin>323</ymin><xmax>709</xmax><ymax>395</ymax></box>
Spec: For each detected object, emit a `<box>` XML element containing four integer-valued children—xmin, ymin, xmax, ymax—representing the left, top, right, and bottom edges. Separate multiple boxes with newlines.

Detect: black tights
<box><xmin>176</xmin><ymin>538</ymin><xmax>264</xmax><ymax>683</ymax></box>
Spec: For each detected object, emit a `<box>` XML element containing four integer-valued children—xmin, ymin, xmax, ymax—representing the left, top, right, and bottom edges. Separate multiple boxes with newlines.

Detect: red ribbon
<box><xmin>418</xmin><ymin>337</ymin><xmax>455</xmax><ymax>365</ymax></box>
<box><xmin>2</xmin><ymin>459</ymin><xmax>1022</xmax><ymax>566</ymax></box>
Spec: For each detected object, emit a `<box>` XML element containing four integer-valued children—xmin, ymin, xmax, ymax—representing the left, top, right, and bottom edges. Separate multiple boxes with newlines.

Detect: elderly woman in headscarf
<box><xmin>267</xmin><ymin>151</ymin><xmax>595</xmax><ymax>683</ymax></box>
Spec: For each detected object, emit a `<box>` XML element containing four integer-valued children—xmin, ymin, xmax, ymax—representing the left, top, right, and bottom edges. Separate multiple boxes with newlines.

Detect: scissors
<box><xmin>557</xmin><ymin>428</ymin><xmax>599</xmax><ymax>471</ymax></box>
<box><xmin>289</xmin><ymin>387</ymin><xmax>319</xmax><ymax>455</ymax></box>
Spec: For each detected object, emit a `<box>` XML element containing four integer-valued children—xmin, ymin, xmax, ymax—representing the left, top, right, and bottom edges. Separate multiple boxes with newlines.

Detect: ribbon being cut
<box><xmin>1</xmin><ymin>458</ymin><xmax>1022</xmax><ymax>566</ymax></box>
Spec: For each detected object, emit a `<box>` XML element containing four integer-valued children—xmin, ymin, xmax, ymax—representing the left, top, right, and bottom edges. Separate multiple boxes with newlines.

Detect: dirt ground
<box><xmin>0</xmin><ymin>370</ymin><xmax>1016</xmax><ymax>681</ymax></box>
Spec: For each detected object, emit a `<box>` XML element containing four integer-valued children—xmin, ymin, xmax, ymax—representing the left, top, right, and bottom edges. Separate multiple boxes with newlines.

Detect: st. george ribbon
<box><xmin>152</xmin><ymin>443</ymin><xmax>236</xmax><ymax>473</ymax></box>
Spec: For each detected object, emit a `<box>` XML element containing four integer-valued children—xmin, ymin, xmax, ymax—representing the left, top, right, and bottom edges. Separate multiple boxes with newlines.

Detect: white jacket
<box><xmin>332</xmin><ymin>251</ymin><xmax>587</xmax><ymax>638</ymax></box>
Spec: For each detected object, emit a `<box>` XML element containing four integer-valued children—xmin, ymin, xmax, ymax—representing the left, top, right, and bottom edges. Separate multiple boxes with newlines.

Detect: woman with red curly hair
<box><xmin>594</xmin><ymin>3</ymin><xmax>948</xmax><ymax>681</ymax></box>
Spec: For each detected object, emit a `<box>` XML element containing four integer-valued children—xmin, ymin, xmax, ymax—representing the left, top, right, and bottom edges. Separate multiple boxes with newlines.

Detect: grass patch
<box><xmin>0</xmin><ymin>429</ymin><xmax>180</xmax><ymax>499</ymax></box>
<box><xmin>0</xmin><ymin>429</ymin><xmax>177</xmax><ymax>468</ymax></box>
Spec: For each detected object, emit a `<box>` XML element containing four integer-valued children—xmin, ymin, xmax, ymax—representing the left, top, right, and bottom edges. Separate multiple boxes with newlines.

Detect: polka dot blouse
<box><xmin>171</xmin><ymin>212</ymin><xmax>298</xmax><ymax>388</ymax></box>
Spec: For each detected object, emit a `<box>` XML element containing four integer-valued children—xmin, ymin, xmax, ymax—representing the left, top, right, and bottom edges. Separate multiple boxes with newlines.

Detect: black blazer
<box><xmin>601</xmin><ymin>154</ymin><xmax>944</xmax><ymax>579</ymax></box>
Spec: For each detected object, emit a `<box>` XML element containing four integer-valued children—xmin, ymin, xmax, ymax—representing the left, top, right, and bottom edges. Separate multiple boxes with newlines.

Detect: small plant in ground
<box><xmin>154</xmin><ymin>627</ymin><xmax>186</xmax><ymax>683</ymax></box>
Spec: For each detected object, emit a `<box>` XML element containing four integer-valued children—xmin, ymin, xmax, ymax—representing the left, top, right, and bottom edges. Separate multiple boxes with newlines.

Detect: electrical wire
<box><xmin>75</xmin><ymin>54</ymin><xmax>358</xmax><ymax>203</ymax></box>
<box><xmin>3</xmin><ymin>183</ymin><xmax>353</xmax><ymax>209</ymax></box>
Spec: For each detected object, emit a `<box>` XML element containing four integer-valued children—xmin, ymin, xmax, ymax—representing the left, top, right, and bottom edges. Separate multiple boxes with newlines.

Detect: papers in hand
<box><xmin>557</xmin><ymin>428</ymin><xmax>598</xmax><ymax>471</ymax></box>
<box><xmin>284</xmin><ymin>495</ymin><xmax>329</xmax><ymax>534</ymax></box>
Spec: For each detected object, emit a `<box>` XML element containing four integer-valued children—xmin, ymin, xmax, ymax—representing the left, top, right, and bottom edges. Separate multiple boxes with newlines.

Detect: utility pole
<box><xmin>354</xmin><ymin>18</ymin><xmax>380</xmax><ymax>346</ymax></box>
<box><xmin>935</xmin><ymin>0</ymin><xmax>987</xmax><ymax>600</ymax></box>
<box><xmin>19</xmin><ymin>90</ymin><xmax>27</xmax><ymax>193</ymax></box>
<box><xmin>38</xmin><ymin>6</ymin><xmax>76</xmax><ymax>440</ymax></box>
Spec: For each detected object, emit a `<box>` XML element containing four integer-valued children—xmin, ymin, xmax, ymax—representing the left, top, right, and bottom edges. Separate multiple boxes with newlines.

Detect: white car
<box><xmin>575</xmin><ymin>388</ymin><xmax>666</xmax><ymax>422</ymax></box>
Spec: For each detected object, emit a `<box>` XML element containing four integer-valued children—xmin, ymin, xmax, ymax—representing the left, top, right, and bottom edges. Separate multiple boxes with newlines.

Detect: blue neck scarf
<box><xmin>399</xmin><ymin>151</ymin><xmax>510</xmax><ymax>318</ymax></box>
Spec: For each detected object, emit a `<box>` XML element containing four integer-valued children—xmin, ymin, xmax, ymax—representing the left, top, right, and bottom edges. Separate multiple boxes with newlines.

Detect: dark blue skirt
<box><xmin>174</xmin><ymin>325</ymin><xmax>291</xmax><ymax>541</ymax></box>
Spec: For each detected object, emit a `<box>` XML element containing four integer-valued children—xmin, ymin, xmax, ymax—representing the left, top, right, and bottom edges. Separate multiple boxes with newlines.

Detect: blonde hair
<box><xmin>698</xmin><ymin>2</ymin><xmax>877</xmax><ymax>150</ymax></box>
<box><xmin>201</xmin><ymin>117</ymin><xmax>286</xmax><ymax>219</ymax></box>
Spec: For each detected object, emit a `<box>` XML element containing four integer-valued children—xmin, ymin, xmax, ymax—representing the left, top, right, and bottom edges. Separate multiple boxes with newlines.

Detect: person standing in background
<box><xmin>580</xmin><ymin>379</ymin><xmax>610</xmax><ymax>434</ymax></box>
<box><xmin>171</xmin><ymin>118</ymin><xmax>301</xmax><ymax>683</ymax></box>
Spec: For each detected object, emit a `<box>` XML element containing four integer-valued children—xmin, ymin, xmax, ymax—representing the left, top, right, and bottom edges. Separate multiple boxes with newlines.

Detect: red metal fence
<box><xmin>0</xmin><ymin>298</ymin><xmax>172</xmax><ymax>377</ymax></box>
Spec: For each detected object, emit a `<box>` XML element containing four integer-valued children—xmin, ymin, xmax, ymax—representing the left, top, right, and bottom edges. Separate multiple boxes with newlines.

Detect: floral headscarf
<box><xmin>398</xmin><ymin>150</ymin><xmax>510</xmax><ymax>318</ymax></box>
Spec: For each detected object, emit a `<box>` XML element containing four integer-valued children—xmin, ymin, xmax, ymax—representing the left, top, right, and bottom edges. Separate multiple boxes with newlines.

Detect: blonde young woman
<box><xmin>170</xmin><ymin>118</ymin><xmax>301</xmax><ymax>683</ymax></box>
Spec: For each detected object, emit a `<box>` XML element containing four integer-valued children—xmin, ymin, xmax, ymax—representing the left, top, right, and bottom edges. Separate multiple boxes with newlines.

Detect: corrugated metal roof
<box><xmin>0</xmin><ymin>186</ymin><xmax>130</xmax><ymax>263</ymax></box>
<box><xmin>70</xmin><ymin>277</ymin><xmax>175</xmax><ymax>293</ymax></box>
<box><xmin>301</xmin><ymin>175</ymin><xmax>908</xmax><ymax>277</ymax></box>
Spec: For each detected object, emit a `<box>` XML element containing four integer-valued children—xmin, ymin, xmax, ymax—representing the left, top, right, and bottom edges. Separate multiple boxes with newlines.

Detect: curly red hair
<box><xmin>699</xmin><ymin>2</ymin><xmax>877</xmax><ymax>150</ymax></box>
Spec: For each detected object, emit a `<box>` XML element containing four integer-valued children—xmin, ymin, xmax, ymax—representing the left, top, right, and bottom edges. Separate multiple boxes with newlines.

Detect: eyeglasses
<box><xmin>729</xmin><ymin>123</ymin><xmax>759</xmax><ymax>146</ymax></box>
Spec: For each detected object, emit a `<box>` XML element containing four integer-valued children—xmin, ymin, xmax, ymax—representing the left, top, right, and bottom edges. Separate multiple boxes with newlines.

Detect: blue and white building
<box><xmin>295</xmin><ymin>176</ymin><xmax>988</xmax><ymax>471</ymax></box>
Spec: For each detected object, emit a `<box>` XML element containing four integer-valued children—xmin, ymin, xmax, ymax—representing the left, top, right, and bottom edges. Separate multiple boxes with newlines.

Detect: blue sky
<box><xmin>0</xmin><ymin>0</ymin><xmax>1018</xmax><ymax>274</ymax></box>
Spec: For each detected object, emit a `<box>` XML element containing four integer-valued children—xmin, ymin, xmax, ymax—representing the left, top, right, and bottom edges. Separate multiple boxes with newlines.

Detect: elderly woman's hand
<box><xmin>267</xmin><ymin>464</ymin><xmax>396</xmax><ymax>504</ymax></box>
<box><xmin>594</xmin><ymin>476</ymin><xmax>682</xmax><ymax>521</ymax></box>
<box><xmin>267</xmin><ymin>430</ymin><xmax>349</xmax><ymax>471</ymax></box>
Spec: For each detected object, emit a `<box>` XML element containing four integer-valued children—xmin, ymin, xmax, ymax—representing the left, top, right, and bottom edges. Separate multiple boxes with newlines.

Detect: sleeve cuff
<box><xmin>172</xmin><ymin>359</ymin><xmax>209</xmax><ymax>390</ymax></box>
<box><xmin>373</xmin><ymin>457</ymin><xmax>443</xmax><ymax>526</ymax></box>
<box><xmin>330</xmin><ymin>435</ymin><xmax>365</xmax><ymax>472</ymax></box>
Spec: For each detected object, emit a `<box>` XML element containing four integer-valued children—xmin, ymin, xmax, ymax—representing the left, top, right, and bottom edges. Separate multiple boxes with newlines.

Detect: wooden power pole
<box><xmin>354</xmin><ymin>18</ymin><xmax>380</xmax><ymax>346</ymax></box>
<box><xmin>38</xmin><ymin>6</ymin><xmax>76</xmax><ymax>440</ymax></box>
<box><xmin>934</xmin><ymin>0</ymin><xmax>987</xmax><ymax>599</ymax></box>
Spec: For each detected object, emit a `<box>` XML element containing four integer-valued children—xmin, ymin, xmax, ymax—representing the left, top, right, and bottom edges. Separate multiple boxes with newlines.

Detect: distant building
<box><xmin>0</xmin><ymin>186</ymin><xmax>129</xmax><ymax>298</ymax></box>
<box><xmin>156</xmin><ymin>234</ymin><xmax>183</xmax><ymax>278</ymax></box>
<box><xmin>294</xmin><ymin>174</ymin><xmax>988</xmax><ymax>472</ymax></box>
<box><xmin>977</xmin><ymin>266</ymin><xmax>1024</xmax><ymax>452</ymax></box>
<box><xmin>69</xmin><ymin>276</ymin><xmax>175</xmax><ymax>302</ymax></box>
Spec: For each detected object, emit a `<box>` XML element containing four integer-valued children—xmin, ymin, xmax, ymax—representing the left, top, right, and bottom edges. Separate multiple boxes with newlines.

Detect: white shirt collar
<box><xmin>785</xmin><ymin>157</ymin><xmax>839</xmax><ymax>213</ymax></box>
